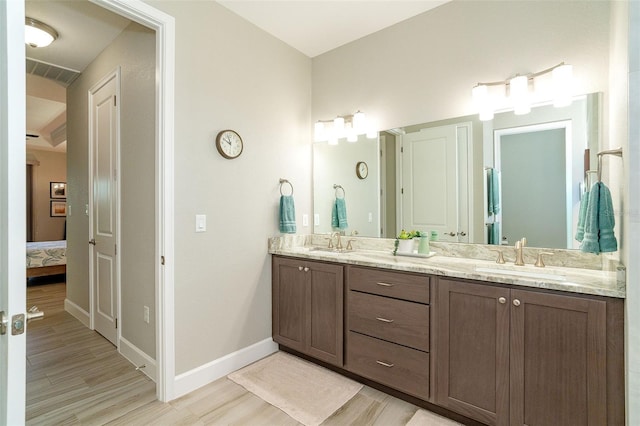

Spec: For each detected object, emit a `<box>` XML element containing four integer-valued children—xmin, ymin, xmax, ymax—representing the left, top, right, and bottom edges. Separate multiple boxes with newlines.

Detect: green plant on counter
<box><xmin>393</xmin><ymin>229</ymin><xmax>424</xmax><ymax>255</ymax></box>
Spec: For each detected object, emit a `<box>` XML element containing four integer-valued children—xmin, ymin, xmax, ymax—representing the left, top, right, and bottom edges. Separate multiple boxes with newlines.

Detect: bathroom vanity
<box><xmin>270</xmin><ymin>236</ymin><xmax>625</xmax><ymax>426</ymax></box>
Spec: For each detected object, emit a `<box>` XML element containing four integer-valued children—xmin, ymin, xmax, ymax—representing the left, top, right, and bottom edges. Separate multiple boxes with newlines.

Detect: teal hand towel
<box><xmin>279</xmin><ymin>195</ymin><xmax>296</xmax><ymax>234</ymax></box>
<box><xmin>575</xmin><ymin>189</ymin><xmax>589</xmax><ymax>242</ymax></box>
<box><xmin>580</xmin><ymin>182</ymin><xmax>617</xmax><ymax>254</ymax></box>
<box><xmin>488</xmin><ymin>169</ymin><xmax>501</xmax><ymax>216</ymax></box>
<box><xmin>331</xmin><ymin>198</ymin><xmax>348</xmax><ymax>230</ymax></box>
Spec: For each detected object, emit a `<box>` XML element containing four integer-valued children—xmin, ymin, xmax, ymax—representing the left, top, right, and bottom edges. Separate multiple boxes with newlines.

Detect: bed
<box><xmin>26</xmin><ymin>240</ymin><xmax>67</xmax><ymax>278</ymax></box>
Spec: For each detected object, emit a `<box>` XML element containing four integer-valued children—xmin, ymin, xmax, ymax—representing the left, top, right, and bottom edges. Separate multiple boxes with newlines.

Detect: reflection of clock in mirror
<box><xmin>356</xmin><ymin>161</ymin><xmax>368</xmax><ymax>179</ymax></box>
<box><xmin>215</xmin><ymin>129</ymin><xmax>243</xmax><ymax>159</ymax></box>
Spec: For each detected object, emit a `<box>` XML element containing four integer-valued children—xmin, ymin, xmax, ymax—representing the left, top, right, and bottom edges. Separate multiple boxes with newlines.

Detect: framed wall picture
<box><xmin>50</xmin><ymin>182</ymin><xmax>67</xmax><ymax>199</ymax></box>
<box><xmin>50</xmin><ymin>200</ymin><xmax>67</xmax><ymax>217</ymax></box>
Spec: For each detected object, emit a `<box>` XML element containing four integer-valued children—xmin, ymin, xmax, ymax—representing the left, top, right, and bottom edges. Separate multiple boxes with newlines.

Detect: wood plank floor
<box><xmin>26</xmin><ymin>279</ymin><xmax>462</xmax><ymax>425</ymax></box>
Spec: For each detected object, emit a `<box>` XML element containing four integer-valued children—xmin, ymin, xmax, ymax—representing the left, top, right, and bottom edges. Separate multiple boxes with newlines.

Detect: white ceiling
<box><xmin>217</xmin><ymin>1</ymin><xmax>449</xmax><ymax>58</ymax></box>
<box><xmin>24</xmin><ymin>0</ymin><xmax>448</xmax><ymax>152</ymax></box>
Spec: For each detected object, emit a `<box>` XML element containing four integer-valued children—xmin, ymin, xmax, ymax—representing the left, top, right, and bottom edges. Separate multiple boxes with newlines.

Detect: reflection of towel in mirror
<box><xmin>488</xmin><ymin>222</ymin><xmax>500</xmax><ymax>245</ymax></box>
<box><xmin>575</xmin><ymin>189</ymin><xmax>590</xmax><ymax>242</ymax></box>
<box><xmin>331</xmin><ymin>198</ymin><xmax>348</xmax><ymax>229</ymax></box>
<box><xmin>279</xmin><ymin>195</ymin><xmax>296</xmax><ymax>234</ymax></box>
<box><xmin>487</xmin><ymin>169</ymin><xmax>501</xmax><ymax>215</ymax></box>
<box><xmin>580</xmin><ymin>182</ymin><xmax>617</xmax><ymax>254</ymax></box>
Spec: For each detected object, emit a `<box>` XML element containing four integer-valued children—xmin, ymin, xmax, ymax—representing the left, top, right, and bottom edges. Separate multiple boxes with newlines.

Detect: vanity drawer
<box><xmin>348</xmin><ymin>266</ymin><xmax>430</xmax><ymax>303</ymax></box>
<box><xmin>347</xmin><ymin>331</ymin><xmax>429</xmax><ymax>400</ymax></box>
<box><xmin>349</xmin><ymin>291</ymin><xmax>429</xmax><ymax>352</ymax></box>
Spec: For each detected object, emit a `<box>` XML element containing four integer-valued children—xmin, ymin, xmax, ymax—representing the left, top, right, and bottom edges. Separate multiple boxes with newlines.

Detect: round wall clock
<box><xmin>215</xmin><ymin>129</ymin><xmax>243</xmax><ymax>159</ymax></box>
<box><xmin>356</xmin><ymin>161</ymin><xmax>368</xmax><ymax>179</ymax></box>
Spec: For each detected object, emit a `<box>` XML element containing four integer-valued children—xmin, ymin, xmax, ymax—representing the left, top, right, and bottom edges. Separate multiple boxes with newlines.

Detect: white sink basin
<box><xmin>475</xmin><ymin>267</ymin><xmax>566</xmax><ymax>282</ymax></box>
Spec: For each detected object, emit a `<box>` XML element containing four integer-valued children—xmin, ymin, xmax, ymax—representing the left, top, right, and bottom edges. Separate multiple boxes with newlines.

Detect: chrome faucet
<box><xmin>514</xmin><ymin>237</ymin><xmax>526</xmax><ymax>266</ymax></box>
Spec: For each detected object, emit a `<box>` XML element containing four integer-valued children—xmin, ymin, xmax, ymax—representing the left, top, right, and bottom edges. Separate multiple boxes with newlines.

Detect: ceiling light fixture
<box><xmin>314</xmin><ymin>110</ymin><xmax>377</xmax><ymax>144</ymax></box>
<box><xmin>472</xmin><ymin>62</ymin><xmax>573</xmax><ymax>121</ymax></box>
<box><xmin>25</xmin><ymin>17</ymin><xmax>58</xmax><ymax>48</ymax></box>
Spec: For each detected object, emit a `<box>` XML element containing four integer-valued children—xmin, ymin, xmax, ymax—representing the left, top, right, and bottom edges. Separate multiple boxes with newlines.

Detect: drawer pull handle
<box><xmin>376</xmin><ymin>282</ymin><xmax>394</xmax><ymax>287</ymax></box>
<box><xmin>376</xmin><ymin>360</ymin><xmax>395</xmax><ymax>368</ymax></box>
<box><xmin>376</xmin><ymin>317</ymin><xmax>394</xmax><ymax>323</ymax></box>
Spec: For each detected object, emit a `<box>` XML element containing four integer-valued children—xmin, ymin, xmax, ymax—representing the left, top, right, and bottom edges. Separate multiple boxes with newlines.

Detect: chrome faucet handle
<box><xmin>490</xmin><ymin>249</ymin><xmax>505</xmax><ymax>264</ymax></box>
<box><xmin>534</xmin><ymin>252</ymin><xmax>553</xmax><ymax>268</ymax></box>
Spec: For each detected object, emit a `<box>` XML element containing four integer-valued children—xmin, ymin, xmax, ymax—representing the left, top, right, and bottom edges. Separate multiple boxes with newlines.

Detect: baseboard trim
<box><xmin>173</xmin><ymin>337</ymin><xmax>278</xmax><ymax>399</ymax></box>
<box><xmin>120</xmin><ymin>337</ymin><xmax>157</xmax><ymax>382</ymax></box>
<box><xmin>64</xmin><ymin>298</ymin><xmax>90</xmax><ymax>328</ymax></box>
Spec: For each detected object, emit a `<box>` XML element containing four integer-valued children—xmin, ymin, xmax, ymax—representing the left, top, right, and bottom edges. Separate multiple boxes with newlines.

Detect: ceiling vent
<box><xmin>26</xmin><ymin>58</ymin><xmax>80</xmax><ymax>87</ymax></box>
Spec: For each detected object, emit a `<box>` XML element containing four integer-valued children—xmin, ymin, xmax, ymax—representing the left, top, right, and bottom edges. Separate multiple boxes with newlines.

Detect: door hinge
<box><xmin>114</xmin><ymin>95</ymin><xmax>117</xmax><ymax>107</ymax></box>
<box><xmin>115</xmin><ymin>318</ymin><xmax>118</xmax><ymax>329</ymax></box>
<box><xmin>401</xmin><ymin>146</ymin><xmax>404</xmax><ymax>153</ymax></box>
<box><xmin>161</xmin><ymin>255</ymin><xmax>165</xmax><ymax>265</ymax></box>
<box><xmin>115</xmin><ymin>244</ymin><xmax>117</xmax><ymax>255</ymax></box>
<box><xmin>401</xmin><ymin>188</ymin><xmax>404</xmax><ymax>194</ymax></box>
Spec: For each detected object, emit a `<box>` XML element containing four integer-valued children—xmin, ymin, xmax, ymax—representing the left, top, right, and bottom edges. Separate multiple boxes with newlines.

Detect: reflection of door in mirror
<box><xmin>495</xmin><ymin>123</ymin><xmax>572</xmax><ymax>249</ymax></box>
<box><xmin>399</xmin><ymin>123</ymin><xmax>472</xmax><ymax>242</ymax></box>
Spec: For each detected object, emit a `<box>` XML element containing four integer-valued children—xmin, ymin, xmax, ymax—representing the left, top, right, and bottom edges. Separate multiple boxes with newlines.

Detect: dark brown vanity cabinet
<box><xmin>435</xmin><ymin>277</ymin><xmax>624</xmax><ymax>426</ymax></box>
<box><xmin>345</xmin><ymin>266</ymin><xmax>431</xmax><ymax>400</ymax></box>
<box><xmin>272</xmin><ymin>256</ymin><xmax>344</xmax><ymax>367</ymax></box>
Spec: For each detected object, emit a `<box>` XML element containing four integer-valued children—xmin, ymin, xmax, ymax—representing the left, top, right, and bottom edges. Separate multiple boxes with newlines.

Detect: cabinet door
<box><xmin>435</xmin><ymin>278</ymin><xmax>510</xmax><ymax>426</ymax></box>
<box><xmin>307</xmin><ymin>261</ymin><xmax>344</xmax><ymax>367</ymax></box>
<box><xmin>510</xmin><ymin>289</ymin><xmax>607</xmax><ymax>426</ymax></box>
<box><xmin>272</xmin><ymin>257</ymin><xmax>306</xmax><ymax>354</ymax></box>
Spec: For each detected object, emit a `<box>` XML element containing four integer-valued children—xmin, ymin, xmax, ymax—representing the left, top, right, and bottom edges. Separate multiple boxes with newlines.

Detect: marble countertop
<box><xmin>268</xmin><ymin>237</ymin><xmax>625</xmax><ymax>299</ymax></box>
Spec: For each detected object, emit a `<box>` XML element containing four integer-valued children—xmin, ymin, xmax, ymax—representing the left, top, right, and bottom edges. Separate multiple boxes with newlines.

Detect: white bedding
<box><xmin>26</xmin><ymin>240</ymin><xmax>67</xmax><ymax>268</ymax></box>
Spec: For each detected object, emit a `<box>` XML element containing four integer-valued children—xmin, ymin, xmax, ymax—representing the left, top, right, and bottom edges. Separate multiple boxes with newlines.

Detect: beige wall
<box><xmin>27</xmin><ymin>149</ymin><xmax>66</xmax><ymax>241</ymax></box>
<box><xmin>146</xmin><ymin>0</ymin><xmax>312</xmax><ymax>374</ymax></box>
<box><xmin>67</xmin><ymin>22</ymin><xmax>156</xmax><ymax>358</ymax></box>
<box><xmin>312</xmin><ymin>1</ymin><xmax>610</xmax><ymax>131</ymax></box>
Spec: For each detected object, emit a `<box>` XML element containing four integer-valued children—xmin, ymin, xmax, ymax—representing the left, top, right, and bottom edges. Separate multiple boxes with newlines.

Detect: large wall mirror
<box><xmin>313</xmin><ymin>93</ymin><xmax>601</xmax><ymax>250</ymax></box>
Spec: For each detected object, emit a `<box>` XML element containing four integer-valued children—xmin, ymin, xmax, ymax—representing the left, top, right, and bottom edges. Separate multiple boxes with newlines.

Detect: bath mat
<box><xmin>228</xmin><ymin>351</ymin><xmax>362</xmax><ymax>426</ymax></box>
<box><xmin>407</xmin><ymin>409</ymin><xmax>463</xmax><ymax>426</ymax></box>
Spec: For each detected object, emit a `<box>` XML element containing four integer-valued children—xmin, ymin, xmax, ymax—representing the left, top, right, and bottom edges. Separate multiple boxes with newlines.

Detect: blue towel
<box><xmin>279</xmin><ymin>195</ymin><xmax>296</xmax><ymax>234</ymax></box>
<box><xmin>575</xmin><ymin>189</ymin><xmax>589</xmax><ymax>242</ymax></box>
<box><xmin>331</xmin><ymin>198</ymin><xmax>348</xmax><ymax>230</ymax></box>
<box><xmin>488</xmin><ymin>169</ymin><xmax>501</xmax><ymax>216</ymax></box>
<box><xmin>580</xmin><ymin>182</ymin><xmax>617</xmax><ymax>254</ymax></box>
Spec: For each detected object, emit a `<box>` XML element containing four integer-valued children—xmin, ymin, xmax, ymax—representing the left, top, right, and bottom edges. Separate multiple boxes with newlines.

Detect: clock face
<box><xmin>216</xmin><ymin>130</ymin><xmax>243</xmax><ymax>159</ymax></box>
<box><xmin>356</xmin><ymin>161</ymin><xmax>368</xmax><ymax>179</ymax></box>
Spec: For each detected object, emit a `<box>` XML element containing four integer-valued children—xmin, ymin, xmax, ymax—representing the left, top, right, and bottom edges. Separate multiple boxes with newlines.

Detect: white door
<box><xmin>0</xmin><ymin>0</ymin><xmax>27</xmax><ymax>423</ymax></box>
<box><xmin>400</xmin><ymin>124</ymin><xmax>471</xmax><ymax>242</ymax></box>
<box><xmin>89</xmin><ymin>70</ymin><xmax>120</xmax><ymax>346</ymax></box>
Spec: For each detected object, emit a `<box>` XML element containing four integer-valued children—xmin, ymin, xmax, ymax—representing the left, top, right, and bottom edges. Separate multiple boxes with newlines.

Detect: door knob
<box><xmin>89</xmin><ymin>238</ymin><xmax>96</xmax><ymax>245</ymax></box>
<box><xmin>0</xmin><ymin>311</ymin><xmax>7</xmax><ymax>335</ymax></box>
<box><xmin>26</xmin><ymin>306</ymin><xmax>44</xmax><ymax>322</ymax></box>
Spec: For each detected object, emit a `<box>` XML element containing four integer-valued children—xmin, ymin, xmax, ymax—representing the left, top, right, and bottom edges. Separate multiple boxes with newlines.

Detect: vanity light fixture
<box><xmin>314</xmin><ymin>110</ymin><xmax>377</xmax><ymax>144</ymax></box>
<box><xmin>25</xmin><ymin>17</ymin><xmax>58</xmax><ymax>48</ymax></box>
<box><xmin>472</xmin><ymin>62</ymin><xmax>573</xmax><ymax>121</ymax></box>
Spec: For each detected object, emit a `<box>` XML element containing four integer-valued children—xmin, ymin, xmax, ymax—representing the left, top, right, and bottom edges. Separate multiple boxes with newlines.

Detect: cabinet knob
<box><xmin>498</xmin><ymin>297</ymin><xmax>506</xmax><ymax>304</ymax></box>
<box><xmin>446</xmin><ymin>231</ymin><xmax>457</xmax><ymax>237</ymax></box>
<box><xmin>513</xmin><ymin>299</ymin><xmax>521</xmax><ymax>307</ymax></box>
<box><xmin>458</xmin><ymin>231</ymin><xmax>467</xmax><ymax>236</ymax></box>
<box><xmin>298</xmin><ymin>266</ymin><xmax>303</xmax><ymax>271</ymax></box>
<box><xmin>304</xmin><ymin>267</ymin><xmax>309</xmax><ymax>272</ymax></box>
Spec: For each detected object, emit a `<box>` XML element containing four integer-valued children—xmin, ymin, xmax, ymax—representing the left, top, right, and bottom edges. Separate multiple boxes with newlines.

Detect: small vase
<box><xmin>418</xmin><ymin>236</ymin><xmax>430</xmax><ymax>254</ymax></box>
<box><xmin>397</xmin><ymin>238</ymin><xmax>415</xmax><ymax>253</ymax></box>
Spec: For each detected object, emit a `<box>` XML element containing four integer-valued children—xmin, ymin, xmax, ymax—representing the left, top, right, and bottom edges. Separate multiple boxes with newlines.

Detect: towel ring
<box><xmin>333</xmin><ymin>184</ymin><xmax>345</xmax><ymax>199</ymax></box>
<box><xmin>279</xmin><ymin>178</ymin><xmax>294</xmax><ymax>196</ymax></box>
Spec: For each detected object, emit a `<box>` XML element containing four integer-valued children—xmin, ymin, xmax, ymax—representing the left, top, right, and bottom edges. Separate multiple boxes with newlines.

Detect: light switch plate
<box><xmin>302</xmin><ymin>214</ymin><xmax>309</xmax><ymax>227</ymax></box>
<box><xmin>195</xmin><ymin>214</ymin><xmax>206</xmax><ymax>232</ymax></box>
<box><xmin>314</xmin><ymin>214</ymin><xmax>320</xmax><ymax>226</ymax></box>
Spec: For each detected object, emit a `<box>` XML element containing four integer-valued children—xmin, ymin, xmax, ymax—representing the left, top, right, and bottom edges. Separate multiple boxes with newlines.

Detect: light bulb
<box><xmin>353</xmin><ymin>111</ymin><xmax>366</xmax><ymax>134</ymax></box>
<box><xmin>314</xmin><ymin>121</ymin><xmax>325</xmax><ymax>142</ymax></box>
<box><xmin>510</xmin><ymin>75</ymin><xmax>530</xmax><ymax>115</ymax></box>
<box><xmin>552</xmin><ymin>64</ymin><xmax>573</xmax><ymax>108</ymax></box>
<box><xmin>472</xmin><ymin>84</ymin><xmax>494</xmax><ymax>121</ymax></box>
